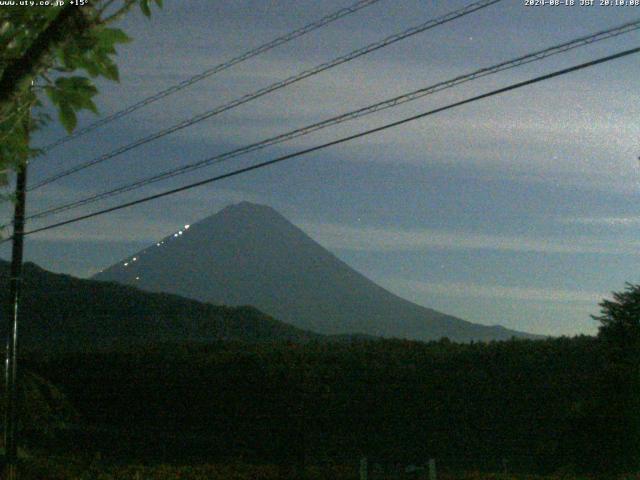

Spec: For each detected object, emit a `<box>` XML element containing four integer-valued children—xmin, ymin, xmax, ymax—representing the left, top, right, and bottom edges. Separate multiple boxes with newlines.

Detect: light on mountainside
<box><xmin>93</xmin><ymin>201</ymin><xmax>540</xmax><ymax>342</ymax></box>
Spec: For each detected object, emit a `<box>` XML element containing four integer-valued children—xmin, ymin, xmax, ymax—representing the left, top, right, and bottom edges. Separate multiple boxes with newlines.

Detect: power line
<box><xmin>17</xmin><ymin>46</ymin><xmax>640</xmax><ymax>240</ymax></box>
<box><xmin>36</xmin><ymin>0</ymin><xmax>384</xmax><ymax>154</ymax></box>
<box><xmin>29</xmin><ymin>0</ymin><xmax>503</xmax><ymax>190</ymax></box>
<box><xmin>26</xmin><ymin>19</ymin><xmax>640</xmax><ymax>222</ymax></box>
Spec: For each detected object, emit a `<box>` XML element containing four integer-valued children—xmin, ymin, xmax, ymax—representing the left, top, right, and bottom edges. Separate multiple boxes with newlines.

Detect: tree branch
<box><xmin>0</xmin><ymin>5</ymin><xmax>91</xmax><ymax>112</ymax></box>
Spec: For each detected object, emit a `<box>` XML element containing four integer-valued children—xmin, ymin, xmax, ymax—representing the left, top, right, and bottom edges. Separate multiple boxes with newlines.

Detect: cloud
<box><xmin>563</xmin><ymin>216</ymin><xmax>640</xmax><ymax>227</ymax></box>
<box><xmin>383</xmin><ymin>277</ymin><xmax>605</xmax><ymax>305</ymax></box>
<box><xmin>300</xmin><ymin>221</ymin><xmax>640</xmax><ymax>256</ymax></box>
<box><xmin>39</xmin><ymin>16</ymin><xmax>639</xmax><ymax>199</ymax></box>
<box><xmin>24</xmin><ymin>215</ymin><xmax>177</xmax><ymax>244</ymax></box>
<box><xmin>23</xmin><ymin>185</ymin><xmax>269</xmax><ymax>244</ymax></box>
<box><xmin>110</xmin><ymin>66</ymin><xmax>640</xmax><ymax>197</ymax></box>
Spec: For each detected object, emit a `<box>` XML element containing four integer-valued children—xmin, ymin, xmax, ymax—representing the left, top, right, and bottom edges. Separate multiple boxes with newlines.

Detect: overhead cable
<box><xmin>17</xmin><ymin>46</ymin><xmax>640</xmax><ymax>240</ymax></box>
<box><xmin>26</xmin><ymin>19</ymin><xmax>640</xmax><ymax>221</ymax></box>
<box><xmin>29</xmin><ymin>0</ymin><xmax>502</xmax><ymax>190</ymax></box>
<box><xmin>36</xmin><ymin>0</ymin><xmax>384</xmax><ymax>154</ymax></box>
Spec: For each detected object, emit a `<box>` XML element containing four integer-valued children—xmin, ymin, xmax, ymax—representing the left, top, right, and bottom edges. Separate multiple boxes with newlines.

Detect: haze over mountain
<box><xmin>94</xmin><ymin>202</ymin><xmax>538</xmax><ymax>341</ymax></box>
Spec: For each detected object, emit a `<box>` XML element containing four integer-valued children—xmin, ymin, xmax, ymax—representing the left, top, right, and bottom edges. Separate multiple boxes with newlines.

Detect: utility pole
<box><xmin>3</xmin><ymin>98</ymin><xmax>30</xmax><ymax>480</ymax></box>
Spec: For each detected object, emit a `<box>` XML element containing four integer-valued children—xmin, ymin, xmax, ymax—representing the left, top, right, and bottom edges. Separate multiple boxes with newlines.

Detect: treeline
<box><xmin>24</xmin><ymin>335</ymin><xmax>638</xmax><ymax>475</ymax></box>
<box><xmin>0</xmin><ymin>261</ymin><xmax>320</xmax><ymax>350</ymax></box>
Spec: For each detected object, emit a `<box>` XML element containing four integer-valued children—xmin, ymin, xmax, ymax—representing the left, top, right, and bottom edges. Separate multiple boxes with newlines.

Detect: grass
<box><xmin>14</xmin><ymin>457</ymin><xmax>640</xmax><ymax>480</ymax></box>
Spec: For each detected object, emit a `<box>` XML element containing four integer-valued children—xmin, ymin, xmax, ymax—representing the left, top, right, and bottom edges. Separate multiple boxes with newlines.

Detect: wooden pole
<box><xmin>3</xmin><ymin>93</ymin><xmax>30</xmax><ymax>480</ymax></box>
<box><xmin>428</xmin><ymin>458</ymin><xmax>436</xmax><ymax>480</ymax></box>
<box><xmin>359</xmin><ymin>456</ymin><xmax>367</xmax><ymax>480</ymax></box>
<box><xmin>4</xmin><ymin>160</ymin><xmax>28</xmax><ymax>480</ymax></box>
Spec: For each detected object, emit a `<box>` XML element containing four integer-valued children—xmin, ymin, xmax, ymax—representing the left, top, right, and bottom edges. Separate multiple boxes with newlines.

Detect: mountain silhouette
<box><xmin>0</xmin><ymin>260</ymin><xmax>320</xmax><ymax>351</ymax></box>
<box><xmin>94</xmin><ymin>202</ymin><xmax>539</xmax><ymax>341</ymax></box>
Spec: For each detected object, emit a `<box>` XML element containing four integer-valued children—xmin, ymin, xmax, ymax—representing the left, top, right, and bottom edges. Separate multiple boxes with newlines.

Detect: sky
<box><xmin>3</xmin><ymin>0</ymin><xmax>640</xmax><ymax>337</ymax></box>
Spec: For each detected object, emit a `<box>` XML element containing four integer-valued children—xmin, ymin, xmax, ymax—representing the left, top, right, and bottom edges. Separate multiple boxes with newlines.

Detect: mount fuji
<box><xmin>93</xmin><ymin>202</ymin><xmax>537</xmax><ymax>342</ymax></box>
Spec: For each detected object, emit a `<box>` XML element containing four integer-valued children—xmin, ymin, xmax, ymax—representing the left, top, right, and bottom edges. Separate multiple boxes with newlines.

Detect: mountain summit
<box><xmin>94</xmin><ymin>202</ymin><xmax>537</xmax><ymax>341</ymax></box>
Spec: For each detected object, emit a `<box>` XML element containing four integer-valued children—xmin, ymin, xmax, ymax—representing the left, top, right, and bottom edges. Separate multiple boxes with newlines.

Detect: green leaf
<box><xmin>76</xmin><ymin>93</ymin><xmax>98</xmax><ymax>114</ymax></box>
<box><xmin>44</xmin><ymin>85</ymin><xmax>61</xmax><ymax>105</ymax></box>
<box><xmin>103</xmin><ymin>61</ymin><xmax>120</xmax><ymax>82</ymax></box>
<box><xmin>75</xmin><ymin>57</ymin><xmax>101</xmax><ymax>77</ymax></box>
<box><xmin>45</xmin><ymin>77</ymin><xmax>99</xmax><ymax>132</ymax></box>
<box><xmin>96</xmin><ymin>27</ymin><xmax>131</xmax><ymax>47</ymax></box>
<box><xmin>59</xmin><ymin>104</ymin><xmax>77</xmax><ymax>133</ymax></box>
<box><xmin>56</xmin><ymin>76</ymin><xmax>98</xmax><ymax>100</ymax></box>
<box><xmin>154</xmin><ymin>0</ymin><xmax>163</xmax><ymax>7</ymax></box>
<box><xmin>140</xmin><ymin>0</ymin><xmax>151</xmax><ymax>17</ymax></box>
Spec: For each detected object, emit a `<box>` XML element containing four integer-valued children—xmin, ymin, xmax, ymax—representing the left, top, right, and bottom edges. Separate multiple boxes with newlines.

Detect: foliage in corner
<box><xmin>0</xmin><ymin>0</ymin><xmax>161</xmax><ymax>183</ymax></box>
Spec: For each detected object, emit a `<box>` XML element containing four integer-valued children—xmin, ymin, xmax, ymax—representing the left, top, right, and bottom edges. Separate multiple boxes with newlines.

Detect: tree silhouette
<box><xmin>591</xmin><ymin>283</ymin><xmax>640</xmax><ymax>473</ymax></box>
<box><xmin>593</xmin><ymin>283</ymin><xmax>640</xmax><ymax>352</ymax></box>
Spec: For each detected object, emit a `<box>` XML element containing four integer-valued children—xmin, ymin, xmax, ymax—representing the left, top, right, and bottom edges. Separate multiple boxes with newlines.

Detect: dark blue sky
<box><xmin>5</xmin><ymin>0</ymin><xmax>640</xmax><ymax>336</ymax></box>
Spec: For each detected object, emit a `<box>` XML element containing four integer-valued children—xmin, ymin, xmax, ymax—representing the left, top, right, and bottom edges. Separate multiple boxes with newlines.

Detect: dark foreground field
<box><xmin>13</xmin><ymin>334</ymin><xmax>638</xmax><ymax>479</ymax></box>
<box><xmin>16</xmin><ymin>457</ymin><xmax>640</xmax><ymax>480</ymax></box>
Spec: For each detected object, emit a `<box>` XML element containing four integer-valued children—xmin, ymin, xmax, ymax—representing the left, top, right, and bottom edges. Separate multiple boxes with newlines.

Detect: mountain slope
<box><xmin>0</xmin><ymin>260</ymin><xmax>319</xmax><ymax>351</ymax></box>
<box><xmin>94</xmin><ymin>202</ymin><xmax>537</xmax><ymax>341</ymax></box>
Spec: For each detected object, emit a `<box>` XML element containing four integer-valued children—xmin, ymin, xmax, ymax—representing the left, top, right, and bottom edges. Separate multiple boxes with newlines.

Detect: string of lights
<box><xmin>36</xmin><ymin>0</ymin><xmax>384</xmax><ymax>154</ymax></box>
<box><xmin>29</xmin><ymin>0</ymin><xmax>503</xmax><ymax>191</ymax></box>
<box><xmin>15</xmin><ymin>46</ymin><xmax>639</xmax><ymax>241</ymax></box>
<box><xmin>26</xmin><ymin>19</ymin><xmax>640</xmax><ymax>222</ymax></box>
